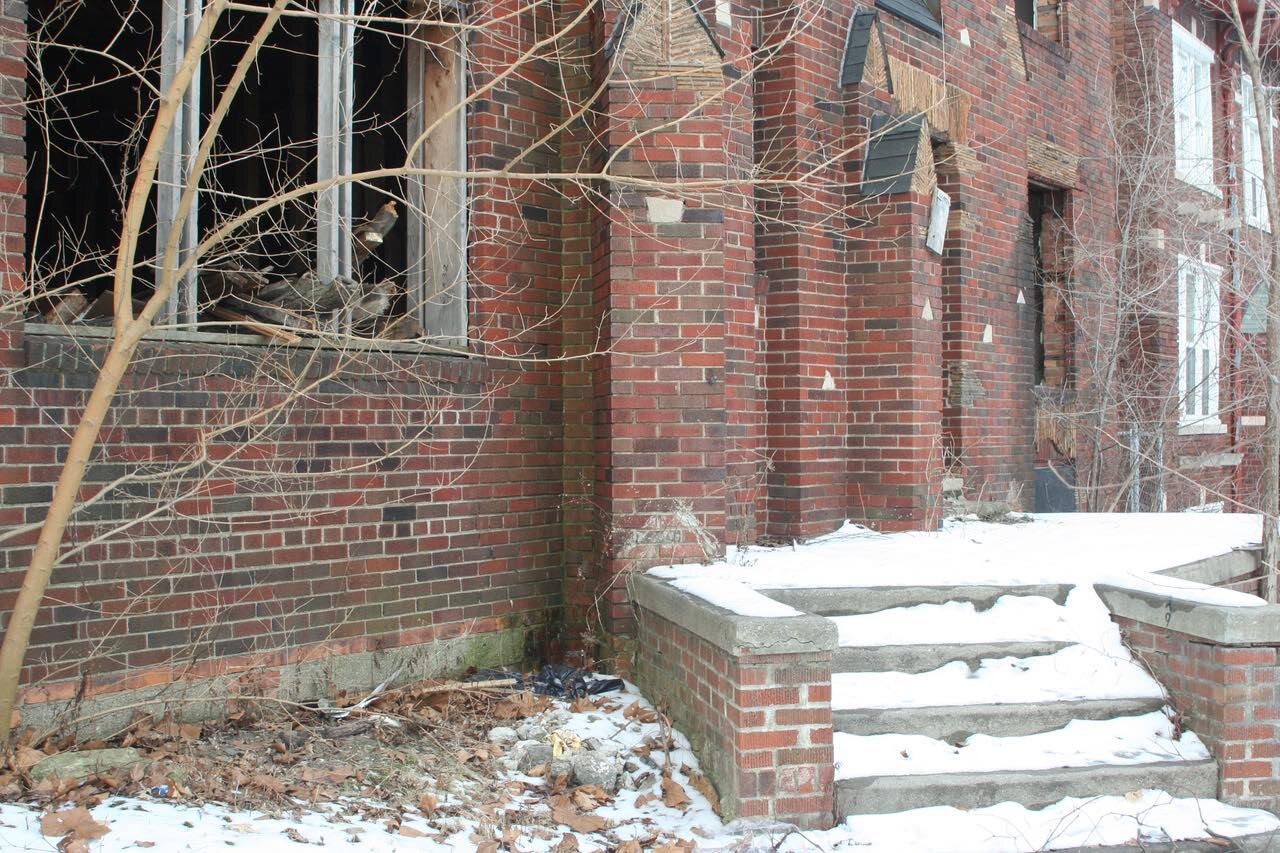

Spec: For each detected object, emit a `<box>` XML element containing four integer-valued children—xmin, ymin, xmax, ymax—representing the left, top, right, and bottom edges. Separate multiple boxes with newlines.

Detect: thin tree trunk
<box><xmin>1235</xmin><ymin>2</ymin><xmax>1280</xmax><ymax>601</ymax></box>
<box><xmin>0</xmin><ymin>1</ymin><xmax>231</xmax><ymax>744</ymax></box>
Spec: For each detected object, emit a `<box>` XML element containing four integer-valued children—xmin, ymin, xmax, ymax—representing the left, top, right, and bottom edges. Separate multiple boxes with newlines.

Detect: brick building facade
<box><xmin>0</xmin><ymin>0</ymin><xmax>1274</xmax><ymax>717</ymax></box>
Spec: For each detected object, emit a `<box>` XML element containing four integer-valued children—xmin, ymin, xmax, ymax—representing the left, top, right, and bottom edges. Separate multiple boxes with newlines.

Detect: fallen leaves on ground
<box><xmin>39</xmin><ymin>807</ymin><xmax>109</xmax><ymax>840</ymax></box>
<box><xmin>660</xmin><ymin>774</ymin><xmax>690</xmax><ymax>810</ymax></box>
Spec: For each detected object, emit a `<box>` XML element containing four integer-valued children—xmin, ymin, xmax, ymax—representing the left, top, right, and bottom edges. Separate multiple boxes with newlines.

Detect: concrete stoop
<box><xmin>635</xmin><ymin>554</ymin><xmax>1280</xmax><ymax>832</ymax></box>
<box><xmin>770</xmin><ymin>584</ymin><xmax>1224</xmax><ymax>822</ymax></box>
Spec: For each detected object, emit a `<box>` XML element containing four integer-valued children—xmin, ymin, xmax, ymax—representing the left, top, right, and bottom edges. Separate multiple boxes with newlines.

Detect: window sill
<box><xmin>1175</xmin><ymin>174</ymin><xmax>1223</xmax><ymax>199</ymax></box>
<box><xmin>18</xmin><ymin>322</ymin><xmax>484</xmax><ymax>388</ymax></box>
<box><xmin>1245</xmin><ymin>217</ymin><xmax>1272</xmax><ymax>233</ymax></box>
<box><xmin>1177</xmin><ymin>418</ymin><xmax>1228</xmax><ymax>436</ymax></box>
<box><xmin>21</xmin><ymin>322</ymin><xmax>471</xmax><ymax>358</ymax></box>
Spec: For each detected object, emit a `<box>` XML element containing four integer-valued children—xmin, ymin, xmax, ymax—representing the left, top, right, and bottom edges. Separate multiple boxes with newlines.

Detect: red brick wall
<box><xmin>635</xmin><ymin>606</ymin><xmax>835</xmax><ymax>828</ymax></box>
<box><xmin>0</xmin><ymin>0</ymin><xmax>570</xmax><ymax>707</ymax></box>
<box><xmin>1115</xmin><ymin>616</ymin><xmax>1280</xmax><ymax>811</ymax></box>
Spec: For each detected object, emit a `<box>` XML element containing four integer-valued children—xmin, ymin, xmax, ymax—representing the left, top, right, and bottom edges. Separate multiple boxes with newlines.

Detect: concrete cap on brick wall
<box><xmin>631</xmin><ymin>574</ymin><xmax>837</xmax><ymax>656</ymax></box>
<box><xmin>1098</xmin><ymin>584</ymin><xmax>1280</xmax><ymax>646</ymax></box>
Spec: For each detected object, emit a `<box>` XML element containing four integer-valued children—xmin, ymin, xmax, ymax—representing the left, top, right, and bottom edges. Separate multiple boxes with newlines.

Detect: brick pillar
<box><xmin>754</xmin><ymin>0</ymin><xmax>851</xmax><ymax>539</ymax></box>
<box><xmin>591</xmin><ymin>58</ymin><xmax>730</xmax><ymax>634</ymax></box>
<box><xmin>0</xmin><ymin>2</ymin><xmax>26</xmax><ymax>532</ymax></box>
<box><xmin>847</xmin><ymin>190</ymin><xmax>944</xmax><ymax>530</ymax></box>
<box><xmin>1114</xmin><ymin>615</ymin><xmax>1280</xmax><ymax>812</ymax></box>
<box><xmin>634</xmin><ymin>575</ymin><xmax>836</xmax><ymax>829</ymax></box>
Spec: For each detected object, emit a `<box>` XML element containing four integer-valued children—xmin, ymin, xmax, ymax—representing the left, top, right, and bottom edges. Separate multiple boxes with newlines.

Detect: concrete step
<box><xmin>834</xmin><ymin>639</ymin><xmax>1072</xmax><ymax>673</ymax></box>
<box><xmin>761</xmin><ymin>583</ymin><xmax>1073</xmax><ymax>616</ymax></box>
<box><xmin>835</xmin><ymin>759</ymin><xmax>1219</xmax><ymax>817</ymax></box>
<box><xmin>835</xmin><ymin>696</ymin><xmax>1167</xmax><ymax>739</ymax></box>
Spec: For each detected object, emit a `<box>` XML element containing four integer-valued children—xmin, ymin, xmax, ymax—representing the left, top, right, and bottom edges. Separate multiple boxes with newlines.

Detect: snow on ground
<box><xmin>649</xmin><ymin>513</ymin><xmax>1268</xmax><ymax>617</ymax></box>
<box><xmin>0</xmin><ymin>687</ymin><xmax>1274</xmax><ymax>852</ymax></box>
<box><xmin>835</xmin><ymin>711</ymin><xmax>1208</xmax><ymax>779</ymax></box>
<box><xmin>810</xmin><ymin>792</ymin><xmax>1280</xmax><ymax>852</ymax></box>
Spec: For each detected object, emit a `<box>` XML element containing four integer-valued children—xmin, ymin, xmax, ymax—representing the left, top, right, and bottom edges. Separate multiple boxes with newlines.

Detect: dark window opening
<box><xmin>1028</xmin><ymin>185</ymin><xmax>1070</xmax><ymax>387</ymax></box>
<box><xmin>26</xmin><ymin>0</ymin><xmax>463</xmax><ymax>341</ymax></box>
<box><xmin>1015</xmin><ymin>0</ymin><xmax>1036</xmax><ymax>28</ymax></box>
<box><xmin>874</xmin><ymin>0</ymin><xmax>942</xmax><ymax>38</ymax></box>
<box><xmin>26</xmin><ymin>0</ymin><xmax>163</xmax><ymax>315</ymax></box>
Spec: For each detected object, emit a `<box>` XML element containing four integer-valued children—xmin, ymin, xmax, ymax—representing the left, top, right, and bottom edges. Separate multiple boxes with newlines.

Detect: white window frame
<box><xmin>1172</xmin><ymin>22</ymin><xmax>1219</xmax><ymax>196</ymax></box>
<box><xmin>1238</xmin><ymin>72</ymin><xmax>1275</xmax><ymax>231</ymax></box>
<box><xmin>1176</xmin><ymin>254</ymin><xmax>1225</xmax><ymax>434</ymax></box>
<box><xmin>155</xmin><ymin>2</ymin><xmax>468</xmax><ymax>340</ymax></box>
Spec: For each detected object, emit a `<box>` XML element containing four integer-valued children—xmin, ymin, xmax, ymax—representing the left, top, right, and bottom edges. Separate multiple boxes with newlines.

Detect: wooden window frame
<box><xmin>1171</xmin><ymin>22</ymin><xmax>1218</xmax><ymax>196</ymax></box>
<box><xmin>1177</xmin><ymin>254</ymin><xmax>1224</xmax><ymax>433</ymax></box>
<box><xmin>155</xmin><ymin>1</ymin><xmax>468</xmax><ymax>342</ymax></box>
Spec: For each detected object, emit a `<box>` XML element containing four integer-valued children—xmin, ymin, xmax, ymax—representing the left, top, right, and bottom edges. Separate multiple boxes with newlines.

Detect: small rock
<box><xmin>487</xmin><ymin>726</ymin><xmax>518</xmax><ymax>745</ymax></box>
<box><xmin>542</xmin><ymin>709</ymin><xmax>571</xmax><ymax>729</ymax></box>
<box><xmin>516</xmin><ymin>743</ymin><xmax>554</xmax><ymax>773</ymax></box>
<box><xmin>547</xmin><ymin>758</ymin><xmax>573</xmax><ymax>781</ymax></box>
<box><xmin>570</xmin><ymin>750</ymin><xmax>623</xmax><ymax>793</ymax></box>
<box><xmin>587</xmin><ymin>738</ymin><xmax>622</xmax><ymax>756</ymax></box>
<box><xmin>277</xmin><ymin>730</ymin><xmax>310</xmax><ymax>751</ymax></box>
<box><xmin>31</xmin><ymin>748</ymin><xmax>143</xmax><ymax>783</ymax></box>
<box><xmin>516</xmin><ymin>722</ymin><xmax>546</xmax><ymax>741</ymax></box>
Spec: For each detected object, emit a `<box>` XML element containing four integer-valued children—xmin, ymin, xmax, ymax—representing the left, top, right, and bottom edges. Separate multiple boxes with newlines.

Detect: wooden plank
<box><xmin>209</xmin><ymin>306</ymin><xmax>304</xmax><ymax>343</ymax></box>
<box><xmin>412</xmin><ymin>27</ymin><xmax>467</xmax><ymax>346</ymax></box>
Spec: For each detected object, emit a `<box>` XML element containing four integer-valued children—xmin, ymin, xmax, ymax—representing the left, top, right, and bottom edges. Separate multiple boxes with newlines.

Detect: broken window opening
<box><xmin>1028</xmin><ymin>185</ymin><xmax>1070</xmax><ymax>387</ymax></box>
<box><xmin>25</xmin><ymin>0</ymin><xmax>468</xmax><ymax>344</ymax></box>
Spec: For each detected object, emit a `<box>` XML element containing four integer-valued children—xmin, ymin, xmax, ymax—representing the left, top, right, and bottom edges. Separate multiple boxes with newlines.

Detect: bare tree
<box><xmin>0</xmin><ymin>0</ymin><xmax>949</xmax><ymax>743</ymax></box>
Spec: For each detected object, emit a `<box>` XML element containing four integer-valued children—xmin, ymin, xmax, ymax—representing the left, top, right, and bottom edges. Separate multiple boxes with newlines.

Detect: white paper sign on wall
<box><xmin>926</xmin><ymin>187</ymin><xmax>951</xmax><ymax>255</ymax></box>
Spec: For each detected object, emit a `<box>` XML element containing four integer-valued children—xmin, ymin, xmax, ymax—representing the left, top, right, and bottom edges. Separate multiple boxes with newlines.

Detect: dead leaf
<box><xmin>418</xmin><ymin>792</ymin><xmax>439</xmax><ymax>813</ymax></box>
<box><xmin>613</xmin><ymin>841</ymin><xmax>643</xmax><ymax>853</ymax></box>
<box><xmin>399</xmin><ymin>825</ymin><xmax>428</xmax><ymax>838</ymax></box>
<box><xmin>569</xmin><ymin>697</ymin><xmax>595</xmax><ymax>713</ymax></box>
<box><xmin>622</xmin><ymin>701</ymin><xmax>658</xmax><ymax>723</ymax></box>
<box><xmin>14</xmin><ymin>745</ymin><xmax>45</xmax><ymax>771</ymax></box>
<box><xmin>39</xmin><ymin>808</ymin><xmax>109</xmax><ymax>840</ymax></box>
<box><xmin>661</xmin><ymin>775</ymin><xmax>691</xmax><ymax>810</ymax></box>
<box><xmin>635</xmin><ymin>791</ymin><xmax>659</xmax><ymax>807</ymax></box>
<box><xmin>551</xmin><ymin>803</ymin><xmax>609</xmax><ymax>834</ymax></box>
<box><xmin>553</xmin><ymin>834</ymin><xmax>580</xmax><ymax>852</ymax></box>
<box><xmin>684</xmin><ymin>767</ymin><xmax>720</xmax><ymax>814</ymax></box>
<box><xmin>571</xmin><ymin>784</ymin><xmax>610</xmax><ymax>809</ymax></box>
<box><xmin>61</xmin><ymin>840</ymin><xmax>90</xmax><ymax>853</ymax></box>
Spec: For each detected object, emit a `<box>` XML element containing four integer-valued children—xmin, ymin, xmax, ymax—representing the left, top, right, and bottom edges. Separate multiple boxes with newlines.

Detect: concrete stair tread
<box><xmin>761</xmin><ymin>583</ymin><xmax>1074</xmax><ymax>616</ymax></box>
<box><xmin>832</xmin><ymin>643</ymin><xmax>1164</xmax><ymax>710</ymax></box>
<box><xmin>835</xmin><ymin>696</ymin><xmax>1168</xmax><ymax>738</ymax></box>
<box><xmin>834</xmin><ymin>760</ymin><xmax>1221</xmax><ymax>816</ymax></box>
<box><xmin>835</xmin><ymin>712</ymin><xmax>1208</xmax><ymax>780</ymax></box>
<box><xmin>834</xmin><ymin>639</ymin><xmax>1074</xmax><ymax>673</ymax></box>
<box><xmin>831</xmin><ymin>594</ymin><xmax>1078</xmax><ymax>648</ymax></box>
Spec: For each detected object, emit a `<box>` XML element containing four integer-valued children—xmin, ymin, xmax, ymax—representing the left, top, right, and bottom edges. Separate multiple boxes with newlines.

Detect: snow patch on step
<box><xmin>807</xmin><ymin>790</ymin><xmax>1280</xmax><ymax>852</ymax></box>
<box><xmin>834</xmin><ymin>594</ymin><xmax>1076</xmax><ymax>647</ymax></box>
<box><xmin>833</xmin><ymin>643</ymin><xmax>1164</xmax><ymax>710</ymax></box>
<box><xmin>835</xmin><ymin>710</ymin><xmax>1208</xmax><ymax>779</ymax></box>
<box><xmin>648</xmin><ymin>512</ymin><xmax>1267</xmax><ymax>613</ymax></box>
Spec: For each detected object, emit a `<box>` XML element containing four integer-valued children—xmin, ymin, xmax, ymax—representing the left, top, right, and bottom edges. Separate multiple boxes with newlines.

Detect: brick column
<box><xmin>633</xmin><ymin>574</ymin><xmax>836</xmax><ymax>828</ymax></box>
<box><xmin>847</xmin><ymin>190</ymin><xmax>945</xmax><ymax>531</ymax></box>
<box><xmin>1104</xmin><ymin>586</ymin><xmax>1280</xmax><ymax>812</ymax></box>
<box><xmin>753</xmin><ymin>0</ymin><xmax>851</xmax><ymax>539</ymax></box>
<box><xmin>590</xmin><ymin>33</ymin><xmax>730</xmax><ymax>634</ymax></box>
